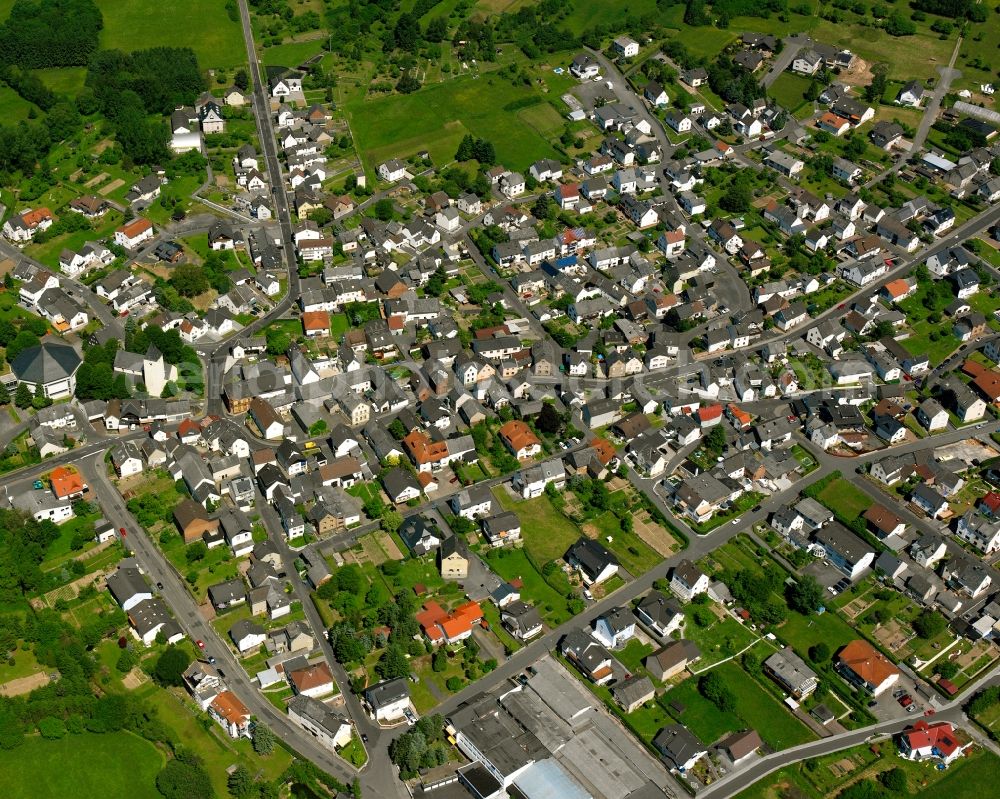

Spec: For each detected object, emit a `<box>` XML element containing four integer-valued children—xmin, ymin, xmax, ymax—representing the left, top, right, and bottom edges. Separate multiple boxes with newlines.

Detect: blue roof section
<box><xmin>513</xmin><ymin>760</ymin><xmax>591</xmax><ymax>799</ymax></box>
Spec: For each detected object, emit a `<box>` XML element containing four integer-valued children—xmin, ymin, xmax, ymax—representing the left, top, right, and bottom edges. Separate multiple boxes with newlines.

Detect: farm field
<box><xmin>0</xmin><ymin>731</ymin><xmax>163</xmax><ymax>799</ymax></box>
<box><xmin>95</xmin><ymin>0</ymin><xmax>246</xmax><ymax>69</ymax></box>
<box><xmin>346</xmin><ymin>74</ymin><xmax>565</xmax><ymax>173</ymax></box>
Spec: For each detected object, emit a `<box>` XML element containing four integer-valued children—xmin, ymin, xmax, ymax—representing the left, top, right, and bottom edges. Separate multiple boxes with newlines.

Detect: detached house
<box><xmin>670</xmin><ymin>559</ymin><xmax>709</xmax><ymax>602</ymax></box>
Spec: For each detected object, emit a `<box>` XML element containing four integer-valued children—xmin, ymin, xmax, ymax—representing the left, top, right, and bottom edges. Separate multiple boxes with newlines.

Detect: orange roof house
<box><xmin>22</xmin><ymin>207</ymin><xmax>53</xmax><ymax>227</ymax></box>
<box><xmin>972</xmin><ymin>369</ymin><xmax>1000</xmax><ymax>403</ymax></box>
<box><xmin>402</xmin><ymin>429</ymin><xmax>449</xmax><ymax>471</ymax></box>
<box><xmin>498</xmin><ymin>420</ymin><xmax>541</xmax><ymax>460</ymax></box>
<box><xmin>590</xmin><ymin>437</ymin><xmax>617</xmax><ymax>465</ymax></box>
<box><xmin>835</xmin><ymin>640</ymin><xmax>900</xmax><ymax>695</ymax></box>
<box><xmin>301</xmin><ymin>310</ymin><xmax>330</xmax><ymax>336</ymax></box>
<box><xmin>881</xmin><ymin>278</ymin><xmax>913</xmax><ymax>301</ymax></box>
<box><xmin>50</xmin><ymin>465</ymin><xmax>87</xmax><ymax>499</ymax></box>
<box><xmin>209</xmin><ymin>691</ymin><xmax>251</xmax><ymax>737</ymax></box>
<box><xmin>288</xmin><ymin>662</ymin><xmax>334</xmax><ymax>696</ymax></box>
<box><xmin>415</xmin><ymin>600</ymin><xmax>483</xmax><ymax>644</ymax></box>
<box><xmin>817</xmin><ymin>111</ymin><xmax>850</xmax><ymax>134</ymax></box>
<box><xmin>726</xmin><ymin>404</ymin><xmax>753</xmax><ymax>429</ymax></box>
<box><xmin>695</xmin><ymin>404</ymin><xmax>723</xmax><ymax>426</ymax></box>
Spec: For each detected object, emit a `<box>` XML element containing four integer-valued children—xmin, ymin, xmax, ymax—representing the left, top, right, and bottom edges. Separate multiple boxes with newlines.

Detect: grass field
<box><xmin>492</xmin><ymin>490</ymin><xmax>580</xmax><ymax>565</ymax></box>
<box><xmin>262</xmin><ymin>39</ymin><xmax>327</xmax><ymax>69</ymax></box>
<box><xmin>684</xmin><ymin>612</ymin><xmax>760</xmax><ymax>669</ymax></box>
<box><xmin>35</xmin><ymin>67</ymin><xmax>88</xmax><ymax>95</ymax></box>
<box><xmin>560</xmin><ymin>0</ymin><xmax>659</xmax><ymax>34</ymax></box>
<box><xmin>96</xmin><ymin>0</ymin><xmax>246</xmax><ymax>69</ymax></box>
<box><xmin>346</xmin><ymin>72</ymin><xmax>564</xmax><ymax>174</ymax></box>
<box><xmin>768</xmin><ymin>73</ymin><xmax>814</xmax><ymax>116</ymax></box>
<box><xmin>0</xmin><ymin>85</ymin><xmax>37</xmax><ymax>122</ymax></box>
<box><xmin>777</xmin><ymin>608</ymin><xmax>858</xmax><ymax>657</ymax></box>
<box><xmin>814</xmin><ymin>477</ymin><xmax>872</xmax><ymax>521</ymax></box>
<box><xmin>716</xmin><ymin>661</ymin><xmax>814</xmax><ymax>749</ymax></box>
<box><xmin>0</xmin><ymin>731</ymin><xmax>163</xmax><ymax>799</ymax></box>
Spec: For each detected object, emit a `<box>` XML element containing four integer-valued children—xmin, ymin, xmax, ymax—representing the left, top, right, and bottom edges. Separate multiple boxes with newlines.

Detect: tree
<box><xmin>425</xmin><ymin>16</ymin><xmax>448</xmax><ymax>42</ymax></box>
<box><xmin>228</xmin><ymin>764</ymin><xmax>255</xmax><ymax>798</ymax></box>
<box><xmin>809</xmin><ymin>642</ymin><xmax>830</xmax><ymax>664</ymax></box>
<box><xmin>372</xmin><ymin>198</ymin><xmax>394</xmax><ymax>220</ymax></box>
<box><xmin>536</xmin><ymin>402</ymin><xmax>563</xmax><ymax>435</ymax></box>
<box><xmin>156</xmin><ymin>753</ymin><xmax>213</xmax><ymax>799</ymax></box>
<box><xmin>394</xmin><ymin>12</ymin><xmax>421</xmax><ymax>51</ymax></box>
<box><xmin>170</xmin><ymin>262</ymin><xmax>209</xmax><ymax>297</ymax></box>
<box><xmin>37</xmin><ymin>716</ymin><xmax>66</xmax><ymax>739</ymax></box>
<box><xmin>705</xmin><ymin>424</ymin><xmax>726</xmax><ymax>453</ymax></box>
<box><xmin>14</xmin><ymin>382</ymin><xmax>31</xmax><ymax>409</ymax></box>
<box><xmin>381</xmin><ymin>510</ymin><xmax>403</xmax><ymax>534</ymax></box>
<box><xmin>445</xmin><ymin>676</ymin><xmax>463</xmax><ymax>691</ymax></box>
<box><xmin>532</xmin><ymin>194</ymin><xmax>554</xmax><ymax>220</ymax></box>
<box><xmin>154</xmin><ymin>645</ymin><xmax>192</xmax><ymax>686</ymax></box>
<box><xmin>432</xmin><ymin>650</ymin><xmax>447</xmax><ymax>672</ymax></box>
<box><xmin>719</xmin><ymin>181</ymin><xmax>752</xmax><ymax>212</ymax></box>
<box><xmin>376</xmin><ymin>645</ymin><xmax>410</xmax><ymax>680</ymax></box>
<box><xmin>455</xmin><ymin>134</ymin><xmax>475</xmax><ymax>161</ymax></box>
<box><xmin>234</xmin><ymin>68</ymin><xmax>249</xmax><ymax>91</ymax></box>
<box><xmin>880</xmin><ymin>767</ymin><xmax>906</xmax><ymax>793</ymax></box>
<box><xmin>387</xmin><ymin>418</ymin><xmax>408</xmax><ymax>440</ymax></box>
<box><xmin>116</xmin><ymin>648</ymin><xmax>137</xmax><ymax>673</ymax></box>
<box><xmin>396</xmin><ymin>73</ymin><xmax>421</xmax><ymax>94</ymax></box>
<box><xmin>252</xmin><ymin>723</ymin><xmax>276</xmax><ymax>755</ymax></box>
<box><xmin>786</xmin><ymin>575</ymin><xmax>824</xmax><ymax>614</ymax></box>
<box><xmin>699</xmin><ymin>671</ymin><xmax>736</xmax><ymax>712</ymax></box>
<box><xmin>913</xmin><ymin>609</ymin><xmax>946</xmax><ymax>639</ymax></box>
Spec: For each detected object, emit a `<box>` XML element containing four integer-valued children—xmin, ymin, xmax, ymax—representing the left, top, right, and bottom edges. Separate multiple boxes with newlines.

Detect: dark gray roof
<box><xmin>12</xmin><ymin>343</ymin><xmax>81</xmax><ymax>384</ymax></box>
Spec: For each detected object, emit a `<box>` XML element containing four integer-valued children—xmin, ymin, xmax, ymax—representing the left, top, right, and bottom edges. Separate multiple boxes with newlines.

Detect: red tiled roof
<box><xmin>903</xmin><ymin>721</ymin><xmax>960</xmax><ymax>756</ymax></box>
<box><xmin>117</xmin><ymin>218</ymin><xmax>152</xmax><ymax>238</ymax></box>
<box><xmin>837</xmin><ymin>640</ymin><xmax>899</xmax><ymax>687</ymax></box>
<box><xmin>302</xmin><ymin>310</ymin><xmax>330</xmax><ymax>332</ymax></box>
<box><xmin>697</xmin><ymin>404</ymin><xmax>723</xmax><ymax>422</ymax></box>
<box><xmin>50</xmin><ymin>465</ymin><xmax>86</xmax><ymax>498</ymax></box>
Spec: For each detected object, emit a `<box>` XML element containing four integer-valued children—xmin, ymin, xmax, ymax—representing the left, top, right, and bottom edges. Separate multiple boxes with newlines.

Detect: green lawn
<box><xmin>683</xmin><ymin>611</ymin><xmax>760</xmax><ymax>669</ymax></box>
<box><xmin>484</xmin><ymin>547</ymin><xmax>572</xmax><ymax>627</ymax></box>
<box><xmin>95</xmin><ymin>0</ymin><xmax>246</xmax><ymax>69</ymax></box>
<box><xmin>814</xmin><ymin>477</ymin><xmax>872</xmax><ymax>521</ymax></box>
<box><xmin>0</xmin><ymin>731</ymin><xmax>163</xmax><ymax>799</ymax></box>
<box><xmin>346</xmin><ymin>71</ymin><xmax>564</xmax><ymax>173</ymax></box>
<box><xmin>662</xmin><ymin>674</ymin><xmax>742</xmax><ymax>744</ymax></box>
<box><xmin>34</xmin><ymin>67</ymin><xmax>88</xmax><ymax>95</ymax></box>
<box><xmin>0</xmin><ymin>84</ymin><xmax>38</xmax><ymax>122</ymax></box>
<box><xmin>777</xmin><ymin>609</ymin><xmax>858</xmax><ymax>658</ymax></box>
<box><xmin>716</xmin><ymin>661</ymin><xmax>814</xmax><ymax>749</ymax></box>
<box><xmin>617</xmin><ymin>638</ymin><xmax>654</xmax><ymax>674</ymax></box>
<box><xmin>492</xmin><ymin>490</ymin><xmax>580</xmax><ymax>565</ymax></box>
<box><xmin>262</xmin><ymin>39</ymin><xmax>327</xmax><ymax>69</ymax></box>
<box><xmin>560</xmin><ymin>0</ymin><xmax>659</xmax><ymax>34</ymax></box>
<box><xmin>767</xmin><ymin>72</ymin><xmax>814</xmax><ymax>115</ymax></box>
<box><xmin>587</xmin><ymin>510</ymin><xmax>664</xmax><ymax>577</ymax></box>
<box><xmin>0</xmin><ymin>645</ymin><xmax>41</xmax><ymax>683</ymax></box>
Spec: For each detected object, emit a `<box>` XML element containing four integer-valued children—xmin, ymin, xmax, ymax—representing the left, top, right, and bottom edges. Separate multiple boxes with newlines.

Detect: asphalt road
<box><xmin>80</xmin><ymin>454</ymin><xmax>366</xmax><ymax>788</ymax></box>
